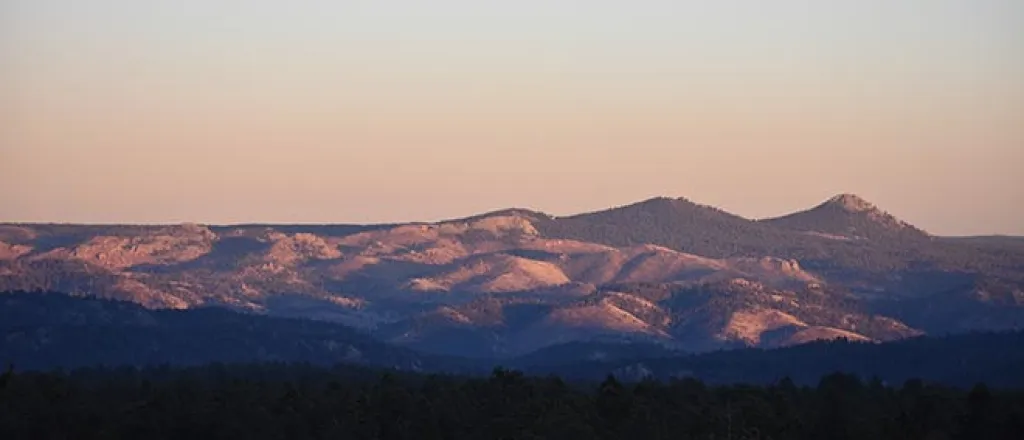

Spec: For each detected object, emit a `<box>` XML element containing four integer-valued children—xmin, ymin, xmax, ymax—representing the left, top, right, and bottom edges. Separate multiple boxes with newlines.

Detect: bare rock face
<box><xmin>0</xmin><ymin>241</ymin><xmax>32</xmax><ymax>260</ymax></box>
<box><xmin>264</xmin><ymin>233</ymin><xmax>342</xmax><ymax>265</ymax></box>
<box><xmin>826</xmin><ymin>194</ymin><xmax>878</xmax><ymax>213</ymax></box>
<box><xmin>402</xmin><ymin>254</ymin><xmax>571</xmax><ymax>294</ymax></box>
<box><xmin>463</xmin><ymin>215</ymin><xmax>540</xmax><ymax>237</ymax></box>
<box><xmin>113</xmin><ymin>276</ymin><xmax>191</xmax><ymax>309</ymax></box>
<box><xmin>721</xmin><ymin>308</ymin><xmax>808</xmax><ymax>345</ymax></box>
<box><xmin>544</xmin><ymin>302</ymin><xmax>664</xmax><ymax>336</ymax></box>
<box><xmin>727</xmin><ymin>257</ymin><xmax>821</xmax><ymax>285</ymax></box>
<box><xmin>43</xmin><ymin>225</ymin><xmax>217</xmax><ymax>270</ymax></box>
<box><xmin>720</xmin><ymin>308</ymin><xmax>877</xmax><ymax>348</ymax></box>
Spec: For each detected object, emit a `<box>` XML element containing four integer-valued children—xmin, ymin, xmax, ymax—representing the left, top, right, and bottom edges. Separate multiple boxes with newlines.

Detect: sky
<box><xmin>1</xmin><ymin>1</ymin><xmax>1022</xmax><ymax>235</ymax></box>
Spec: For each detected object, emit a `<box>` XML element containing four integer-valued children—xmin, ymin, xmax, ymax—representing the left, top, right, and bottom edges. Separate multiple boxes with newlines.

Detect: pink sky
<box><xmin>2</xmin><ymin>1</ymin><xmax>1022</xmax><ymax>235</ymax></box>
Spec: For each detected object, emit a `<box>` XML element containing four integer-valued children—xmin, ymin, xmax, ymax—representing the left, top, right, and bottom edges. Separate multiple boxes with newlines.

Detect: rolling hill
<box><xmin>1</xmin><ymin>194</ymin><xmax>1022</xmax><ymax>358</ymax></box>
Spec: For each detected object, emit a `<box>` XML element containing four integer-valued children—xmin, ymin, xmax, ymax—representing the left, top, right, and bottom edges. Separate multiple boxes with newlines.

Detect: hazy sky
<box><xmin>2</xmin><ymin>1</ymin><xmax>1022</xmax><ymax>235</ymax></box>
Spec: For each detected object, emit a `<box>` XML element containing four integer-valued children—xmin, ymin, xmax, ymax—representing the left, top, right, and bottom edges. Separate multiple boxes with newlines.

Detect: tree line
<box><xmin>1</xmin><ymin>362</ymin><xmax>1022</xmax><ymax>440</ymax></box>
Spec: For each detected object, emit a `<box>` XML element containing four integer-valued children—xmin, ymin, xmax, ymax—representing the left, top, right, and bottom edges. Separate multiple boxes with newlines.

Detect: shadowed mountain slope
<box><xmin>0</xmin><ymin>292</ymin><xmax>468</xmax><ymax>372</ymax></box>
<box><xmin>1</xmin><ymin>194</ymin><xmax>1022</xmax><ymax>358</ymax></box>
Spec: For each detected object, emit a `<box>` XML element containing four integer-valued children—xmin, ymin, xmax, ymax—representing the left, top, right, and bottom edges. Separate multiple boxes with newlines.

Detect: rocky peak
<box><xmin>803</xmin><ymin>193</ymin><xmax>925</xmax><ymax>236</ymax></box>
<box><xmin>824</xmin><ymin>194</ymin><xmax>878</xmax><ymax>213</ymax></box>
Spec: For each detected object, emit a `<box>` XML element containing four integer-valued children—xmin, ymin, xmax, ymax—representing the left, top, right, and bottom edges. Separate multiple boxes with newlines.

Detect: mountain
<box><xmin>1</xmin><ymin>194</ymin><xmax>1022</xmax><ymax>358</ymax></box>
<box><xmin>533</xmin><ymin>196</ymin><xmax>792</xmax><ymax>257</ymax></box>
<box><xmin>763</xmin><ymin>194</ymin><xmax>930</xmax><ymax>242</ymax></box>
<box><xmin>531</xmin><ymin>195</ymin><xmax>1023</xmax><ymax>304</ymax></box>
<box><xmin>536</xmin><ymin>195</ymin><xmax>1020</xmax><ymax>276</ymax></box>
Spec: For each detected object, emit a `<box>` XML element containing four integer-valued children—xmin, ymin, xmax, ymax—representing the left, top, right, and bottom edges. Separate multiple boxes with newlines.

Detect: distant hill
<box><xmin>1</xmin><ymin>194</ymin><xmax>1022</xmax><ymax>358</ymax></box>
<box><xmin>939</xmin><ymin>235</ymin><xmax>1024</xmax><ymax>251</ymax></box>
<box><xmin>533</xmin><ymin>195</ymin><xmax>1019</xmax><ymax>277</ymax></box>
<box><xmin>534</xmin><ymin>196</ymin><xmax>805</xmax><ymax>258</ymax></box>
<box><xmin>762</xmin><ymin>194</ymin><xmax>930</xmax><ymax>242</ymax></box>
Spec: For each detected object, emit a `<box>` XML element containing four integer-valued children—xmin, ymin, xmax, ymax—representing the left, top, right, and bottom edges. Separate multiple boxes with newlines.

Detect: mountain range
<box><xmin>4</xmin><ymin>292</ymin><xmax>1023</xmax><ymax>389</ymax></box>
<box><xmin>2</xmin><ymin>194</ymin><xmax>1022</xmax><ymax>358</ymax></box>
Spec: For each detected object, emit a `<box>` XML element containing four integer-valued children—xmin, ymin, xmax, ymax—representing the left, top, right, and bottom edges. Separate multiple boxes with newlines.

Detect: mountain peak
<box><xmin>632</xmin><ymin>196</ymin><xmax>699</xmax><ymax>208</ymax></box>
<box><xmin>824</xmin><ymin>194</ymin><xmax>877</xmax><ymax>213</ymax></box>
<box><xmin>445</xmin><ymin>208</ymin><xmax>552</xmax><ymax>224</ymax></box>
<box><xmin>599</xmin><ymin>196</ymin><xmax>734</xmax><ymax>219</ymax></box>
<box><xmin>763</xmin><ymin>194</ymin><xmax>929</xmax><ymax>240</ymax></box>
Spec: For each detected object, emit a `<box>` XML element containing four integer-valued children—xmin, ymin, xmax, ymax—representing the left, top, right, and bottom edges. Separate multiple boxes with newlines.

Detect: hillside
<box><xmin>534</xmin><ymin>197</ymin><xmax>794</xmax><ymax>257</ymax></box>
<box><xmin>0</xmin><ymin>292</ymin><xmax>465</xmax><ymax>372</ymax></box>
<box><xmin>763</xmin><ymin>194</ymin><xmax>930</xmax><ymax>241</ymax></box>
<box><xmin>1</xmin><ymin>194</ymin><xmax>1022</xmax><ymax>357</ymax></box>
<box><xmin>4</xmin><ymin>292</ymin><xmax>1023</xmax><ymax>392</ymax></box>
<box><xmin>536</xmin><ymin>196</ymin><xmax>1021</xmax><ymax>278</ymax></box>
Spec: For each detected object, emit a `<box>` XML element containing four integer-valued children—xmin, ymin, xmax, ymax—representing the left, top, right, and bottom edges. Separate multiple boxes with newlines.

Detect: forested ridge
<box><xmin>4</xmin><ymin>291</ymin><xmax>1024</xmax><ymax>389</ymax></box>
<box><xmin>2</xmin><ymin>292</ymin><xmax>1024</xmax><ymax>438</ymax></box>
<box><xmin>1</xmin><ymin>363</ymin><xmax>1022</xmax><ymax>439</ymax></box>
<box><xmin>533</xmin><ymin>197</ymin><xmax>1024</xmax><ymax>276</ymax></box>
<box><xmin>0</xmin><ymin>291</ymin><xmax>472</xmax><ymax>372</ymax></box>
